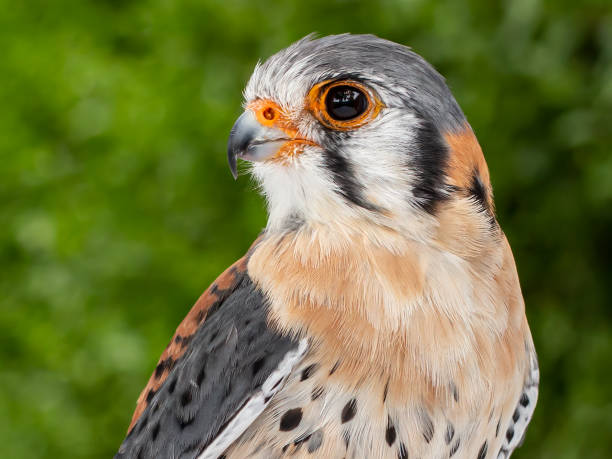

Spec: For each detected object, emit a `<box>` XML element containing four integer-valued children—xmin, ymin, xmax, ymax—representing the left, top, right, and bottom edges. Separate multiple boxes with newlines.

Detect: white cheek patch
<box><xmin>251</xmin><ymin>151</ymin><xmax>356</xmax><ymax>231</ymax></box>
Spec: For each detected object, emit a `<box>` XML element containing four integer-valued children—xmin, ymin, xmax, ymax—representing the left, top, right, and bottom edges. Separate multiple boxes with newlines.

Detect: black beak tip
<box><xmin>227</xmin><ymin>147</ymin><xmax>238</xmax><ymax>180</ymax></box>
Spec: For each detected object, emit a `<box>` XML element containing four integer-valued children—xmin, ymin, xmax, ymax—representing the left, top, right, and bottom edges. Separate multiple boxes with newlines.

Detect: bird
<box><xmin>115</xmin><ymin>34</ymin><xmax>538</xmax><ymax>459</ymax></box>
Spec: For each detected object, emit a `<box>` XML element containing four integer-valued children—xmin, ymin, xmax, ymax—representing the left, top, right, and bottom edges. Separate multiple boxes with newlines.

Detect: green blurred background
<box><xmin>1</xmin><ymin>0</ymin><xmax>611</xmax><ymax>457</ymax></box>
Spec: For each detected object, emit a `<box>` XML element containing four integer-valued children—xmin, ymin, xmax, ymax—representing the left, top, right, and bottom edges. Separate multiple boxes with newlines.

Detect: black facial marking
<box><xmin>477</xmin><ymin>441</ymin><xmax>488</xmax><ymax>459</ymax></box>
<box><xmin>280</xmin><ymin>408</ymin><xmax>303</xmax><ymax>431</ymax></box>
<box><xmin>468</xmin><ymin>169</ymin><xmax>488</xmax><ymax>208</ymax></box>
<box><xmin>386</xmin><ymin>417</ymin><xmax>397</xmax><ymax>446</ymax></box>
<box><xmin>450</xmin><ymin>438</ymin><xmax>460</xmax><ymax>457</ymax></box>
<box><xmin>398</xmin><ymin>442</ymin><xmax>408</xmax><ymax>459</ymax></box>
<box><xmin>323</xmin><ymin>146</ymin><xmax>379</xmax><ymax>212</ymax></box>
<box><xmin>410</xmin><ymin>116</ymin><xmax>449</xmax><ymax>214</ymax></box>
<box><xmin>301</xmin><ymin>364</ymin><xmax>318</xmax><ymax>381</ymax></box>
<box><xmin>341</xmin><ymin>398</ymin><xmax>357</xmax><ymax>423</ymax></box>
<box><xmin>445</xmin><ymin>423</ymin><xmax>455</xmax><ymax>444</ymax></box>
<box><xmin>307</xmin><ymin>429</ymin><xmax>323</xmax><ymax>453</ymax></box>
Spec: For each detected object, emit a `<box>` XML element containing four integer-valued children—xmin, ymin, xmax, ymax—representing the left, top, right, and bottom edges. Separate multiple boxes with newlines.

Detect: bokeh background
<box><xmin>1</xmin><ymin>0</ymin><xmax>611</xmax><ymax>457</ymax></box>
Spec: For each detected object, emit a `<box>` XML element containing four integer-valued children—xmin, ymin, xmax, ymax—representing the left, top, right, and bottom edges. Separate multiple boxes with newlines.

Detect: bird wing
<box><xmin>115</xmin><ymin>249</ymin><xmax>306</xmax><ymax>459</ymax></box>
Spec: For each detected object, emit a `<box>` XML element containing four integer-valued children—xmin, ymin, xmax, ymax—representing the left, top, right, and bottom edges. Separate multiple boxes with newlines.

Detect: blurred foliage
<box><xmin>0</xmin><ymin>0</ymin><xmax>610</xmax><ymax>457</ymax></box>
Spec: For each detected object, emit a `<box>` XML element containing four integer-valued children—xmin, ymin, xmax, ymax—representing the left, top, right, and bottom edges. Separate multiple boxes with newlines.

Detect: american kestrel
<box><xmin>116</xmin><ymin>34</ymin><xmax>538</xmax><ymax>459</ymax></box>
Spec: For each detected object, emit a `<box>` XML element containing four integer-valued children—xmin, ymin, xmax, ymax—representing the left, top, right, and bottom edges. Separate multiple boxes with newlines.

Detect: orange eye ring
<box><xmin>307</xmin><ymin>79</ymin><xmax>384</xmax><ymax>130</ymax></box>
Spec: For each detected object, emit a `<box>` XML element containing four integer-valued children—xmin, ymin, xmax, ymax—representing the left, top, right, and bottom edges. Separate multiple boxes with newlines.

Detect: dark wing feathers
<box><xmin>126</xmin><ymin>255</ymin><xmax>249</xmax><ymax>432</ymax></box>
<box><xmin>116</xmin><ymin>257</ymin><xmax>300</xmax><ymax>459</ymax></box>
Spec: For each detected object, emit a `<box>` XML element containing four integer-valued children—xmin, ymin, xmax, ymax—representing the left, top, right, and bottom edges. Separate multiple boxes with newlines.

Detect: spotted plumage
<box><xmin>116</xmin><ymin>34</ymin><xmax>538</xmax><ymax>458</ymax></box>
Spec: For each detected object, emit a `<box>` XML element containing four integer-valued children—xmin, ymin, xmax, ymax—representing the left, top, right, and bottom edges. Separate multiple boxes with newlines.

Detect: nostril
<box><xmin>262</xmin><ymin>107</ymin><xmax>275</xmax><ymax>121</ymax></box>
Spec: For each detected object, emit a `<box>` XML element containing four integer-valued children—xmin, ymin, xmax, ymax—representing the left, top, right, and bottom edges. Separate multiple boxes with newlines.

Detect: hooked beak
<box><xmin>226</xmin><ymin>110</ymin><xmax>292</xmax><ymax>180</ymax></box>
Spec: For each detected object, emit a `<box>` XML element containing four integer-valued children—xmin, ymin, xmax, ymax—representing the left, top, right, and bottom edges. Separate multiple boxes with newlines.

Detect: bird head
<box><xmin>228</xmin><ymin>34</ymin><xmax>494</xmax><ymax>239</ymax></box>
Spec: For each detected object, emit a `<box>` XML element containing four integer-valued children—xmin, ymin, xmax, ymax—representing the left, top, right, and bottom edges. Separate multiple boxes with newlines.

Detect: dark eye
<box><xmin>325</xmin><ymin>85</ymin><xmax>368</xmax><ymax>121</ymax></box>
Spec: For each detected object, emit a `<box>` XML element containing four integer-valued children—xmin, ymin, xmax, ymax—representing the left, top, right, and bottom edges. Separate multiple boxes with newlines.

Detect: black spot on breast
<box><xmin>252</xmin><ymin>357</ymin><xmax>265</xmax><ymax>376</ymax></box>
<box><xmin>329</xmin><ymin>360</ymin><xmax>340</xmax><ymax>375</ymax></box>
<box><xmin>307</xmin><ymin>429</ymin><xmax>323</xmax><ymax>453</ymax></box>
<box><xmin>496</xmin><ymin>416</ymin><xmax>501</xmax><ymax>437</ymax></box>
<box><xmin>506</xmin><ymin>425</ymin><xmax>514</xmax><ymax>442</ymax></box>
<box><xmin>151</xmin><ymin>422</ymin><xmax>160</xmax><ymax>441</ymax></box>
<box><xmin>282</xmin><ymin>444</ymin><xmax>289</xmax><ymax>453</ymax></box>
<box><xmin>217</xmin><ymin>455</ymin><xmax>226</xmax><ymax>459</ymax></box>
<box><xmin>383</xmin><ymin>379</ymin><xmax>389</xmax><ymax>403</ymax></box>
<box><xmin>420</xmin><ymin>411</ymin><xmax>434</xmax><ymax>443</ymax></box>
<box><xmin>520</xmin><ymin>393</ymin><xmax>530</xmax><ymax>407</ymax></box>
<box><xmin>512</xmin><ymin>409</ymin><xmax>520</xmax><ymax>423</ymax></box>
<box><xmin>445</xmin><ymin>422</ymin><xmax>455</xmax><ymax>444</ymax></box>
<box><xmin>398</xmin><ymin>442</ymin><xmax>408</xmax><ymax>459</ymax></box>
<box><xmin>477</xmin><ymin>441</ymin><xmax>488</xmax><ymax>459</ymax></box>
<box><xmin>280</xmin><ymin>408</ymin><xmax>303</xmax><ymax>431</ymax></box>
<box><xmin>294</xmin><ymin>432</ymin><xmax>311</xmax><ymax>447</ymax></box>
<box><xmin>341</xmin><ymin>398</ymin><xmax>357</xmax><ymax>423</ymax></box>
<box><xmin>451</xmin><ymin>383</ymin><xmax>459</xmax><ymax>402</ymax></box>
<box><xmin>301</xmin><ymin>364</ymin><xmax>318</xmax><ymax>381</ymax></box>
<box><xmin>450</xmin><ymin>438</ymin><xmax>460</xmax><ymax>456</ymax></box>
<box><xmin>311</xmin><ymin>386</ymin><xmax>324</xmax><ymax>401</ymax></box>
<box><xmin>146</xmin><ymin>389</ymin><xmax>156</xmax><ymax>403</ymax></box>
<box><xmin>386</xmin><ymin>417</ymin><xmax>397</xmax><ymax>446</ymax></box>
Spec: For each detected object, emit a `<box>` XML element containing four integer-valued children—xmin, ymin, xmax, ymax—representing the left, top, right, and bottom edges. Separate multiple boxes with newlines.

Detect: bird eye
<box><xmin>307</xmin><ymin>80</ymin><xmax>382</xmax><ymax>130</ymax></box>
<box><xmin>325</xmin><ymin>85</ymin><xmax>368</xmax><ymax>121</ymax></box>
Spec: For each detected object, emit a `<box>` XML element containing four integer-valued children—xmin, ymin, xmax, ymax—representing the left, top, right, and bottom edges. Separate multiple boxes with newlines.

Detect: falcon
<box><xmin>116</xmin><ymin>34</ymin><xmax>538</xmax><ymax>459</ymax></box>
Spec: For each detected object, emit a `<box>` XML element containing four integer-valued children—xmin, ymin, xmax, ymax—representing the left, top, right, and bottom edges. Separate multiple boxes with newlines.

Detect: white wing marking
<box><xmin>197</xmin><ymin>338</ymin><xmax>308</xmax><ymax>459</ymax></box>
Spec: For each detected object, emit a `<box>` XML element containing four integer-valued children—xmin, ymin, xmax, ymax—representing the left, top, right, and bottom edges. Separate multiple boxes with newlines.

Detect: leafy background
<box><xmin>1</xmin><ymin>0</ymin><xmax>610</xmax><ymax>457</ymax></box>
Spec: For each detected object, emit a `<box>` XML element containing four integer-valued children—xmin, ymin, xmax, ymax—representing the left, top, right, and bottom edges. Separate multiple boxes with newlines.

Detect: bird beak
<box><xmin>227</xmin><ymin>110</ymin><xmax>293</xmax><ymax>180</ymax></box>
